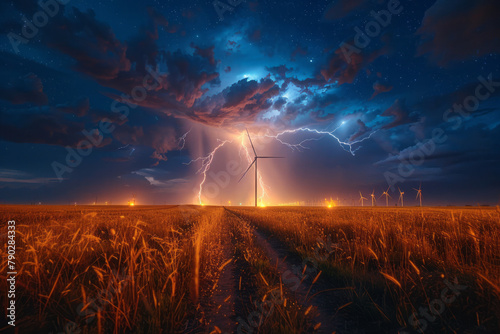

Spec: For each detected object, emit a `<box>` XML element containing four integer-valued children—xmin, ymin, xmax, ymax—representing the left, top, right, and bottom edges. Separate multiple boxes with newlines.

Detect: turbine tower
<box><xmin>413</xmin><ymin>183</ymin><xmax>422</xmax><ymax>207</ymax></box>
<box><xmin>359</xmin><ymin>191</ymin><xmax>367</xmax><ymax>207</ymax></box>
<box><xmin>398</xmin><ymin>187</ymin><xmax>404</xmax><ymax>207</ymax></box>
<box><xmin>239</xmin><ymin>129</ymin><xmax>284</xmax><ymax>207</ymax></box>
<box><xmin>380</xmin><ymin>186</ymin><xmax>391</xmax><ymax>207</ymax></box>
<box><xmin>370</xmin><ymin>190</ymin><xmax>376</xmax><ymax>207</ymax></box>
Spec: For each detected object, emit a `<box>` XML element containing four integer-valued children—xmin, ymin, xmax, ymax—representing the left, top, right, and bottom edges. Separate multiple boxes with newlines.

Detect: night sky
<box><xmin>0</xmin><ymin>0</ymin><xmax>499</xmax><ymax>206</ymax></box>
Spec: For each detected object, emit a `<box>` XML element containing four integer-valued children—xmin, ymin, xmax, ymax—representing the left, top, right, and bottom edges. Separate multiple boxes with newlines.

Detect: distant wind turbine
<box><xmin>359</xmin><ymin>191</ymin><xmax>367</xmax><ymax>207</ymax></box>
<box><xmin>413</xmin><ymin>183</ymin><xmax>422</xmax><ymax>207</ymax></box>
<box><xmin>239</xmin><ymin>129</ymin><xmax>284</xmax><ymax>207</ymax></box>
<box><xmin>370</xmin><ymin>190</ymin><xmax>376</xmax><ymax>206</ymax></box>
<box><xmin>398</xmin><ymin>187</ymin><xmax>405</xmax><ymax>207</ymax></box>
<box><xmin>380</xmin><ymin>186</ymin><xmax>391</xmax><ymax>207</ymax></box>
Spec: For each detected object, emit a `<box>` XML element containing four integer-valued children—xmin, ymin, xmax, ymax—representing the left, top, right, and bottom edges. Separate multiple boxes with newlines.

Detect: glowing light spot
<box><xmin>325</xmin><ymin>197</ymin><xmax>336</xmax><ymax>208</ymax></box>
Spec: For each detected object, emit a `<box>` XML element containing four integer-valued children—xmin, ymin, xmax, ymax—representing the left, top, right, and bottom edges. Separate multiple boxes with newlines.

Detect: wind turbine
<box><xmin>359</xmin><ymin>191</ymin><xmax>367</xmax><ymax>207</ymax></box>
<box><xmin>239</xmin><ymin>129</ymin><xmax>284</xmax><ymax>207</ymax></box>
<box><xmin>398</xmin><ymin>187</ymin><xmax>404</xmax><ymax>207</ymax></box>
<box><xmin>380</xmin><ymin>186</ymin><xmax>391</xmax><ymax>207</ymax></box>
<box><xmin>370</xmin><ymin>190</ymin><xmax>376</xmax><ymax>207</ymax></box>
<box><xmin>413</xmin><ymin>183</ymin><xmax>422</xmax><ymax>207</ymax></box>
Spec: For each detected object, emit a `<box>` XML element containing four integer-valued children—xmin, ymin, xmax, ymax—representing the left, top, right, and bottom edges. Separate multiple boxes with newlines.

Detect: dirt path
<box><xmin>200</xmin><ymin>210</ymin><xmax>258</xmax><ymax>334</ymax></box>
<box><xmin>225</xmin><ymin>209</ymin><xmax>348</xmax><ymax>334</ymax></box>
<box><xmin>204</xmin><ymin>242</ymin><xmax>238</xmax><ymax>333</ymax></box>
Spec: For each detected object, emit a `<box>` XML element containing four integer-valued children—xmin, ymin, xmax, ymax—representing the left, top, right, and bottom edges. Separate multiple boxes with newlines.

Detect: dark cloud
<box><xmin>55</xmin><ymin>97</ymin><xmax>89</xmax><ymax>117</ymax></box>
<box><xmin>371</xmin><ymin>81</ymin><xmax>393</xmax><ymax>99</ymax></box>
<box><xmin>248</xmin><ymin>28</ymin><xmax>261</xmax><ymax>42</ymax></box>
<box><xmin>191</xmin><ymin>43</ymin><xmax>217</xmax><ymax>66</ymax></box>
<box><xmin>321</xmin><ymin>39</ymin><xmax>390</xmax><ymax>85</ymax></box>
<box><xmin>417</xmin><ymin>0</ymin><xmax>500</xmax><ymax>65</ymax></box>
<box><xmin>324</xmin><ymin>0</ymin><xmax>369</xmax><ymax>20</ymax></box>
<box><xmin>162</xmin><ymin>49</ymin><xmax>220</xmax><ymax>108</ymax></box>
<box><xmin>225</xmin><ymin>40</ymin><xmax>240</xmax><ymax>54</ymax></box>
<box><xmin>290</xmin><ymin>46</ymin><xmax>307</xmax><ymax>61</ymax></box>
<box><xmin>412</xmin><ymin>77</ymin><xmax>500</xmax><ymax>127</ymax></box>
<box><xmin>349</xmin><ymin>119</ymin><xmax>371</xmax><ymax>141</ymax></box>
<box><xmin>1</xmin><ymin>0</ymin><xmax>499</xmax><ymax>206</ymax></box>
<box><xmin>266</xmin><ymin>65</ymin><xmax>293</xmax><ymax>81</ymax></box>
<box><xmin>272</xmin><ymin>97</ymin><xmax>287</xmax><ymax>110</ymax></box>
<box><xmin>112</xmin><ymin>123</ymin><xmax>178</xmax><ymax>164</ymax></box>
<box><xmin>88</xmin><ymin>108</ymin><xmax>128</xmax><ymax>126</ymax></box>
<box><xmin>0</xmin><ymin>107</ymin><xmax>94</xmax><ymax>147</ymax></box>
<box><xmin>126</xmin><ymin>9</ymin><xmax>169</xmax><ymax>73</ymax></box>
<box><xmin>381</xmin><ymin>99</ymin><xmax>420</xmax><ymax>129</ymax></box>
<box><xmin>147</xmin><ymin>7</ymin><xmax>170</xmax><ymax>27</ymax></box>
<box><xmin>189</xmin><ymin>77</ymin><xmax>279</xmax><ymax>126</ymax></box>
<box><xmin>43</xmin><ymin>8</ymin><xmax>131</xmax><ymax>81</ymax></box>
<box><xmin>0</xmin><ymin>73</ymin><xmax>48</xmax><ymax>105</ymax></box>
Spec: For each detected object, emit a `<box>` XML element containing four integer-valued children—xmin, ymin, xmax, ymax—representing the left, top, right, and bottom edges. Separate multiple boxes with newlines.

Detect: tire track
<box><xmin>226</xmin><ymin>208</ymin><xmax>348</xmax><ymax>334</ymax></box>
<box><xmin>200</xmin><ymin>209</ymin><xmax>259</xmax><ymax>334</ymax></box>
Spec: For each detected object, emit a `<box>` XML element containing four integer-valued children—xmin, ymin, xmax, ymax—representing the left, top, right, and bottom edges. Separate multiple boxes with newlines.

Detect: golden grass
<box><xmin>1</xmin><ymin>205</ymin><xmax>499</xmax><ymax>333</ymax></box>
<box><xmin>230</xmin><ymin>206</ymin><xmax>500</xmax><ymax>332</ymax></box>
<box><xmin>0</xmin><ymin>205</ymin><xmax>208</xmax><ymax>333</ymax></box>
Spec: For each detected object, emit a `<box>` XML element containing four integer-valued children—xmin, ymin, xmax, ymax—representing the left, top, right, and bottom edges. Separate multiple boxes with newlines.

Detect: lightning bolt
<box><xmin>185</xmin><ymin>121</ymin><xmax>376</xmax><ymax>205</ymax></box>
<box><xmin>262</xmin><ymin>121</ymin><xmax>377</xmax><ymax>156</ymax></box>
<box><xmin>184</xmin><ymin>139</ymin><xmax>231</xmax><ymax>205</ymax></box>
<box><xmin>177</xmin><ymin>128</ymin><xmax>192</xmax><ymax>150</ymax></box>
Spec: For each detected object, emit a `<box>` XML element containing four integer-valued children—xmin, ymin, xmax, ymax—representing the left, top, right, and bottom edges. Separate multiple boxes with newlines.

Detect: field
<box><xmin>1</xmin><ymin>205</ymin><xmax>500</xmax><ymax>333</ymax></box>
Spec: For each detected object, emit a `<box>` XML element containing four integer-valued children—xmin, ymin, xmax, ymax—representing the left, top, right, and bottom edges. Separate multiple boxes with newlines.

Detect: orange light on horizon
<box><xmin>325</xmin><ymin>197</ymin><xmax>336</xmax><ymax>208</ymax></box>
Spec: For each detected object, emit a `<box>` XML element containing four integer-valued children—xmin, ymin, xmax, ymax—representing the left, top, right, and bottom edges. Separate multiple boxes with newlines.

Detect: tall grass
<box><xmin>1</xmin><ymin>205</ymin><xmax>499</xmax><ymax>333</ymax></box>
<box><xmin>0</xmin><ymin>205</ymin><xmax>203</xmax><ymax>333</ymax></box>
<box><xmin>231</xmin><ymin>206</ymin><xmax>500</xmax><ymax>332</ymax></box>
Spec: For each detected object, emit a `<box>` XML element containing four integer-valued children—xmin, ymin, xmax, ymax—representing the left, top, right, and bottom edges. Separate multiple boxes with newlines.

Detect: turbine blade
<box><xmin>246</xmin><ymin>128</ymin><xmax>257</xmax><ymax>157</ymax></box>
<box><xmin>256</xmin><ymin>156</ymin><xmax>285</xmax><ymax>159</ymax></box>
<box><xmin>238</xmin><ymin>159</ymin><xmax>256</xmax><ymax>183</ymax></box>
